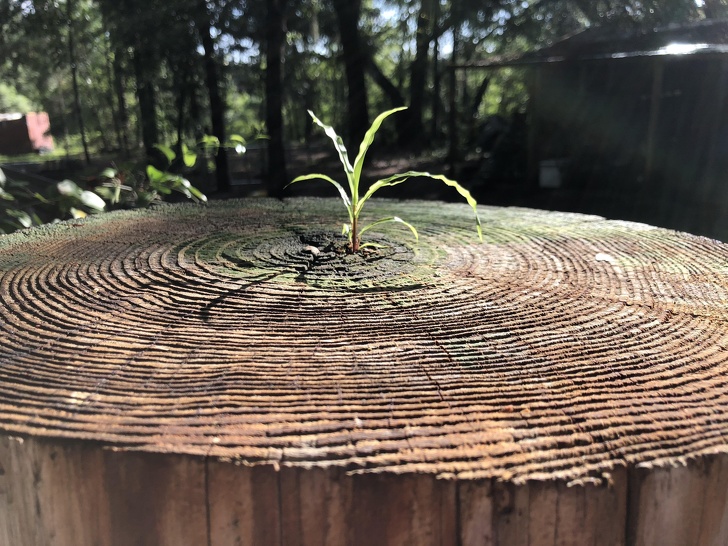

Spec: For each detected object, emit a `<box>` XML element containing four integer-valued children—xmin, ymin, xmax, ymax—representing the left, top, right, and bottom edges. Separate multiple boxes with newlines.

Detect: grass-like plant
<box><xmin>289</xmin><ymin>107</ymin><xmax>482</xmax><ymax>253</ymax></box>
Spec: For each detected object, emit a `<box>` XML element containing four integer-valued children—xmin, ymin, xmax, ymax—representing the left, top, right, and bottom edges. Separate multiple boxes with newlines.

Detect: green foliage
<box><xmin>96</xmin><ymin>144</ymin><xmax>208</xmax><ymax>208</ymax></box>
<box><xmin>0</xmin><ymin>133</ymin><xmax>233</xmax><ymax>235</ymax></box>
<box><xmin>0</xmin><ymin>168</ymin><xmax>41</xmax><ymax>233</ymax></box>
<box><xmin>0</xmin><ymin>167</ymin><xmax>108</xmax><ymax>234</ymax></box>
<box><xmin>0</xmin><ymin>84</ymin><xmax>35</xmax><ymax>113</ymax></box>
<box><xmin>289</xmin><ymin>107</ymin><xmax>482</xmax><ymax>253</ymax></box>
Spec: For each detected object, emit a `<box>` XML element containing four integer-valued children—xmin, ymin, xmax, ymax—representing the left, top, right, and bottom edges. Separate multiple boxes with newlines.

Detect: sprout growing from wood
<box><xmin>288</xmin><ymin>107</ymin><xmax>482</xmax><ymax>253</ymax></box>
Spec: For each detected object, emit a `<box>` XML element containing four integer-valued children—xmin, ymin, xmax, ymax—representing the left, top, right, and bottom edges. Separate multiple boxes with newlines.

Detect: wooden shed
<box><xmin>0</xmin><ymin>112</ymin><xmax>54</xmax><ymax>155</ymax></box>
<box><xmin>458</xmin><ymin>19</ymin><xmax>728</xmax><ymax>242</ymax></box>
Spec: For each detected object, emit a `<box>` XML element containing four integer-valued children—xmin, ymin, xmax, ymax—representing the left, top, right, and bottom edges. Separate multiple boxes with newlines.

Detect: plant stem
<box><xmin>351</xmin><ymin>215</ymin><xmax>359</xmax><ymax>252</ymax></box>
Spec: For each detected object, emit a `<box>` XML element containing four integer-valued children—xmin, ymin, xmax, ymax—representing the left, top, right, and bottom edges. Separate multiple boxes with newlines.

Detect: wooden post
<box><xmin>1</xmin><ymin>199</ymin><xmax>728</xmax><ymax>545</ymax></box>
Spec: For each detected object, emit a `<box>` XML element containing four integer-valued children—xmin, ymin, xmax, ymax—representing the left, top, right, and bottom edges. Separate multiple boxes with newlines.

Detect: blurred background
<box><xmin>1</xmin><ymin>0</ymin><xmax>728</xmax><ymax>241</ymax></box>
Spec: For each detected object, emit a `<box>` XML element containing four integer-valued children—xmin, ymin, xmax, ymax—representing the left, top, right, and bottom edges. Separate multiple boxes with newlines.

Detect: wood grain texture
<box><xmin>0</xmin><ymin>435</ymin><xmax>208</xmax><ymax>546</ymax></box>
<box><xmin>0</xmin><ymin>198</ymin><xmax>727</xmax><ymax>544</ymax></box>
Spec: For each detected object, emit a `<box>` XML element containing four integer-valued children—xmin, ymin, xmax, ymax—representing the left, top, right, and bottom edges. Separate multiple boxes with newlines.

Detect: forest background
<box><xmin>1</xmin><ymin>0</ymin><xmax>726</xmax><ymax>200</ymax></box>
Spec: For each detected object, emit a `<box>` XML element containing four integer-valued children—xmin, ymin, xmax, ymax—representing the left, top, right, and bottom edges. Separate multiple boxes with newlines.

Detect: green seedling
<box><xmin>288</xmin><ymin>107</ymin><xmax>482</xmax><ymax>252</ymax></box>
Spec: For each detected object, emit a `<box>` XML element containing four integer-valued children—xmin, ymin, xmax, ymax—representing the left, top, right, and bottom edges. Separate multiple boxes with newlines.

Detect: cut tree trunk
<box><xmin>1</xmin><ymin>198</ymin><xmax>728</xmax><ymax>546</ymax></box>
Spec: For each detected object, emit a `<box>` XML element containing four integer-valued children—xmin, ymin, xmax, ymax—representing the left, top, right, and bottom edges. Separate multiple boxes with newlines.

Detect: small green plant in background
<box><xmin>0</xmin><ymin>167</ymin><xmax>107</xmax><ymax>233</ymax></box>
<box><xmin>288</xmin><ymin>107</ymin><xmax>482</xmax><ymax>253</ymax></box>
<box><xmin>0</xmin><ymin>167</ymin><xmax>43</xmax><ymax>232</ymax></box>
<box><xmin>96</xmin><ymin>143</ymin><xmax>208</xmax><ymax>208</ymax></box>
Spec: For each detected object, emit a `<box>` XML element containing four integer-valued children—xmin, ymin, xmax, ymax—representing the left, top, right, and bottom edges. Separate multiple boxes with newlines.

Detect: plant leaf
<box><xmin>229</xmin><ymin>134</ymin><xmax>246</xmax><ymax>145</ymax></box>
<box><xmin>6</xmin><ymin>209</ymin><xmax>33</xmax><ymax>228</ymax></box>
<box><xmin>154</xmin><ymin>144</ymin><xmax>175</xmax><ymax>164</ymax></box>
<box><xmin>359</xmin><ymin>216</ymin><xmax>419</xmax><ymax>242</ymax></box>
<box><xmin>146</xmin><ymin>165</ymin><xmax>166</xmax><ymax>184</ymax></box>
<box><xmin>359</xmin><ymin>171</ymin><xmax>482</xmax><ymax>240</ymax></box>
<box><xmin>0</xmin><ymin>167</ymin><xmax>6</xmax><ymax>185</ymax></box>
<box><xmin>57</xmin><ymin>179</ymin><xmax>82</xmax><ymax>197</ymax></box>
<box><xmin>80</xmin><ymin>190</ymin><xmax>106</xmax><ymax>211</ymax></box>
<box><xmin>352</xmin><ymin>106</ymin><xmax>407</xmax><ymax>188</ymax></box>
<box><xmin>188</xmin><ymin>185</ymin><xmax>207</xmax><ymax>203</ymax></box>
<box><xmin>287</xmin><ymin>173</ymin><xmax>352</xmax><ymax>209</ymax></box>
<box><xmin>181</xmin><ymin>144</ymin><xmax>197</xmax><ymax>168</ymax></box>
<box><xmin>100</xmin><ymin>167</ymin><xmax>117</xmax><ymax>179</ymax></box>
<box><xmin>200</xmin><ymin>135</ymin><xmax>220</xmax><ymax>151</ymax></box>
<box><xmin>307</xmin><ymin>110</ymin><xmax>354</xmax><ymax>177</ymax></box>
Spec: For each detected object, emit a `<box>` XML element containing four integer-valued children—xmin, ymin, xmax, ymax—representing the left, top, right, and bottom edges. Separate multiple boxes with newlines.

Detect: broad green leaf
<box><xmin>352</xmin><ymin>106</ymin><xmax>407</xmax><ymax>188</ymax></box>
<box><xmin>80</xmin><ymin>190</ymin><xmax>106</xmax><ymax>211</ymax></box>
<box><xmin>94</xmin><ymin>186</ymin><xmax>115</xmax><ymax>200</ymax></box>
<box><xmin>146</xmin><ymin>165</ymin><xmax>166</xmax><ymax>184</ymax></box>
<box><xmin>359</xmin><ymin>216</ymin><xmax>419</xmax><ymax>242</ymax></box>
<box><xmin>0</xmin><ymin>167</ymin><xmax>6</xmax><ymax>185</ymax></box>
<box><xmin>200</xmin><ymin>135</ymin><xmax>220</xmax><ymax>149</ymax></box>
<box><xmin>188</xmin><ymin>185</ymin><xmax>207</xmax><ymax>203</ymax></box>
<box><xmin>229</xmin><ymin>134</ymin><xmax>246</xmax><ymax>145</ymax></box>
<box><xmin>181</xmin><ymin>144</ymin><xmax>197</xmax><ymax>168</ymax></box>
<box><xmin>57</xmin><ymin>179</ymin><xmax>81</xmax><ymax>197</ymax></box>
<box><xmin>154</xmin><ymin>144</ymin><xmax>175</xmax><ymax>164</ymax></box>
<box><xmin>100</xmin><ymin>167</ymin><xmax>117</xmax><ymax>179</ymax></box>
<box><xmin>307</xmin><ymin>110</ymin><xmax>354</xmax><ymax>177</ymax></box>
<box><xmin>359</xmin><ymin>171</ymin><xmax>482</xmax><ymax>240</ymax></box>
<box><xmin>288</xmin><ymin>173</ymin><xmax>352</xmax><ymax>210</ymax></box>
<box><xmin>0</xmin><ymin>190</ymin><xmax>14</xmax><ymax>201</ymax></box>
<box><xmin>7</xmin><ymin>209</ymin><xmax>33</xmax><ymax>227</ymax></box>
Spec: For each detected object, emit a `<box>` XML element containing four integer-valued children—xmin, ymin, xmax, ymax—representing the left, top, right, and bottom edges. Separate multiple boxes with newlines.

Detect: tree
<box><xmin>66</xmin><ymin>0</ymin><xmax>90</xmax><ymax>163</ymax></box>
<box><xmin>332</xmin><ymin>0</ymin><xmax>369</xmax><ymax>149</ymax></box>
<box><xmin>265</xmin><ymin>0</ymin><xmax>289</xmax><ymax>197</ymax></box>
<box><xmin>197</xmin><ymin>0</ymin><xmax>231</xmax><ymax>193</ymax></box>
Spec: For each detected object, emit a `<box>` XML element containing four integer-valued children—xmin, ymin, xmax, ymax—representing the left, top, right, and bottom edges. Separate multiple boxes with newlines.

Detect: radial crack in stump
<box><xmin>1</xmin><ymin>197</ymin><xmax>728</xmax><ymax>546</ymax></box>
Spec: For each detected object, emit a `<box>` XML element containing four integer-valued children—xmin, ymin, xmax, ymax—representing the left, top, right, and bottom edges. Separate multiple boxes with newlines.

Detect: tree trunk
<box><xmin>104</xmin><ymin>48</ymin><xmax>123</xmax><ymax>153</ymax></box>
<box><xmin>112</xmin><ymin>53</ymin><xmax>131</xmax><ymax>156</ymax></box>
<box><xmin>265</xmin><ymin>0</ymin><xmax>288</xmax><ymax>198</ymax></box>
<box><xmin>406</xmin><ymin>0</ymin><xmax>435</xmax><ymax>151</ymax></box>
<box><xmin>133</xmin><ymin>47</ymin><xmax>158</xmax><ymax>156</ymax></box>
<box><xmin>431</xmin><ymin>27</ymin><xmax>441</xmax><ymax>143</ymax></box>
<box><xmin>198</xmin><ymin>2</ymin><xmax>230</xmax><ymax>194</ymax></box>
<box><xmin>2</xmin><ymin>199</ymin><xmax>728</xmax><ymax>545</ymax></box>
<box><xmin>66</xmin><ymin>0</ymin><xmax>90</xmax><ymax>164</ymax></box>
<box><xmin>332</xmin><ymin>0</ymin><xmax>369</xmax><ymax>150</ymax></box>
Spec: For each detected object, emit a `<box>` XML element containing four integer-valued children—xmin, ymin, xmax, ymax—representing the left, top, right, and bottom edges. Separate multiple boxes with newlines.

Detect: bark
<box><xmin>198</xmin><ymin>3</ymin><xmax>231</xmax><ymax>194</ymax></box>
<box><xmin>332</xmin><ymin>0</ymin><xmax>369</xmax><ymax>150</ymax></box>
<box><xmin>265</xmin><ymin>0</ymin><xmax>288</xmax><ymax>198</ymax></box>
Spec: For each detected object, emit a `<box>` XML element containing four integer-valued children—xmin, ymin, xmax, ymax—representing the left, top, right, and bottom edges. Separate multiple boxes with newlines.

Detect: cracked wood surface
<box><xmin>0</xmin><ymin>198</ymin><xmax>727</xmax><ymax>482</ymax></box>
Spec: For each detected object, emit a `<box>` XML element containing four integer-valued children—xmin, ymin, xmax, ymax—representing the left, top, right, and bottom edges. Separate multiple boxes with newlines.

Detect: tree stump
<box><xmin>1</xmin><ymin>197</ymin><xmax>727</xmax><ymax>546</ymax></box>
